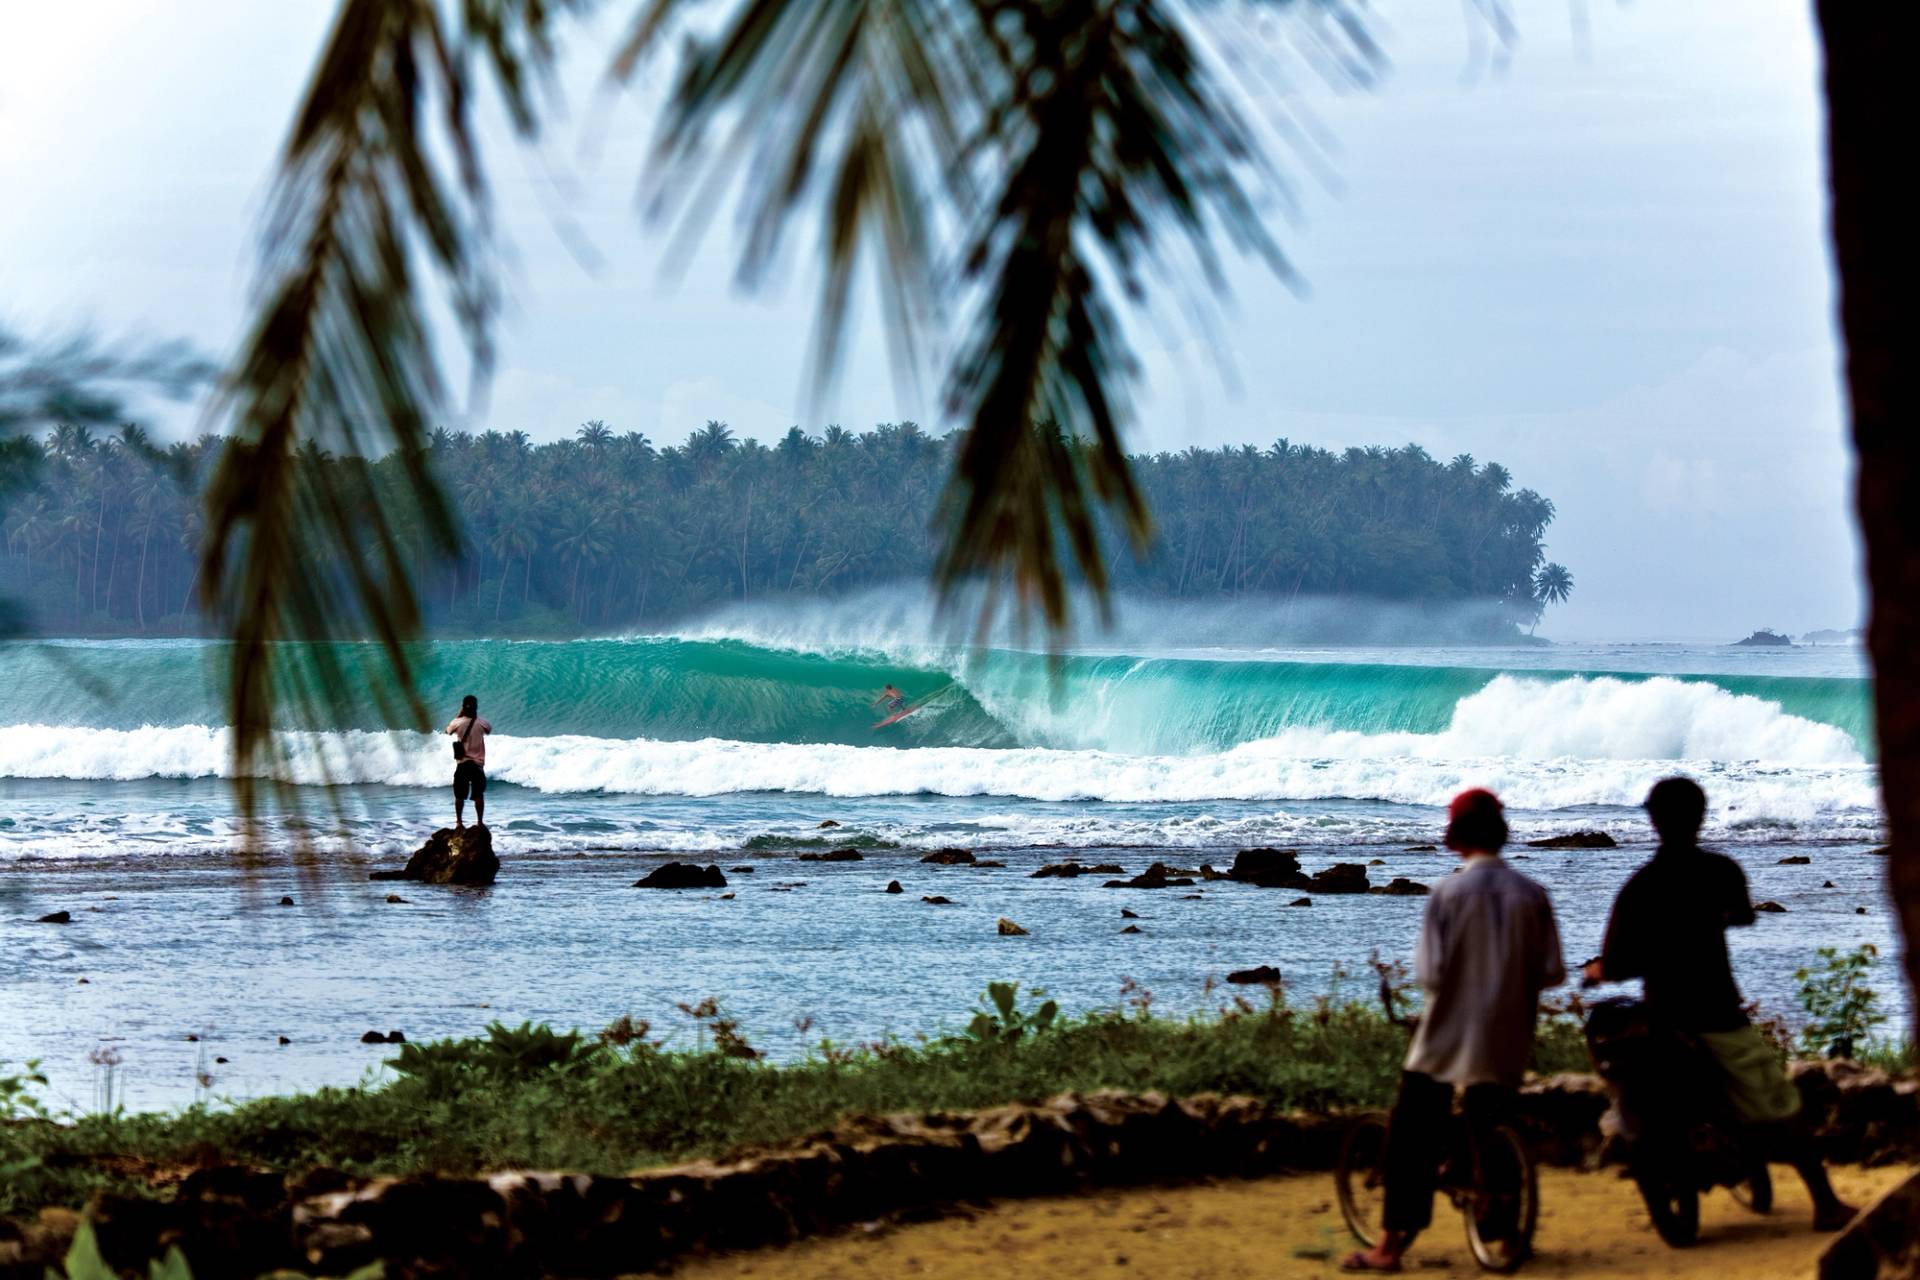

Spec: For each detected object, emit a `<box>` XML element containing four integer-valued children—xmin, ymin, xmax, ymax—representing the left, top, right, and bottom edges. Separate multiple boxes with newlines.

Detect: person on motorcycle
<box><xmin>1343</xmin><ymin>788</ymin><xmax>1566</xmax><ymax>1273</ymax></box>
<box><xmin>1582</xmin><ymin>776</ymin><xmax>1857</xmax><ymax>1232</ymax></box>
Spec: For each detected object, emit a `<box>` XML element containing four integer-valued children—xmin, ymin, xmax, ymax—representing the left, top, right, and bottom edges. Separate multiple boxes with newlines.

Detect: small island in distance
<box><xmin>1733</xmin><ymin>628</ymin><xmax>1794</xmax><ymax>647</ymax></box>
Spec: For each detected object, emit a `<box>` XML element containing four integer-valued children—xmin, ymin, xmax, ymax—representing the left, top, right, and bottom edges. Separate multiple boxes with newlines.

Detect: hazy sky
<box><xmin>0</xmin><ymin>1</ymin><xmax>1860</xmax><ymax>640</ymax></box>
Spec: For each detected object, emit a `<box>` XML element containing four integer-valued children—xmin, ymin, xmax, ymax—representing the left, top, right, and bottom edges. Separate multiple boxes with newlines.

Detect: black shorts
<box><xmin>453</xmin><ymin>759</ymin><xmax>487</xmax><ymax>800</ymax></box>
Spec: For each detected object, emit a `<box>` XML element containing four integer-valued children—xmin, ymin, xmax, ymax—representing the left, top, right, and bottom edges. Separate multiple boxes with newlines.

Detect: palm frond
<box><xmin>207</xmin><ymin>0</ymin><xmax>575</xmax><ymax>825</ymax></box>
<box><xmin>619</xmin><ymin>0</ymin><xmax>1380</xmax><ymax>636</ymax></box>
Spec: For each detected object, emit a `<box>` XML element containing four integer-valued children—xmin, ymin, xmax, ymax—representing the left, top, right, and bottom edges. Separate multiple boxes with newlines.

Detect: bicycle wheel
<box><xmin>1635</xmin><ymin>1171</ymin><xmax>1700</xmax><ymax>1247</ymax></box>
<box><xmin>1728</xmin><ymin>1160</ymin><xmax>1773</xmax><ymax>1215</ymax></box>
<box><xmin>1336</xmin><ymin>1120</ymin><xmax>1391</xmax><ymax>1248</ymax></box>
<box><xmin>1462</xmin><ymin>1123</ymin><xmax>1538</xmax><ymax>1273</ymax></box>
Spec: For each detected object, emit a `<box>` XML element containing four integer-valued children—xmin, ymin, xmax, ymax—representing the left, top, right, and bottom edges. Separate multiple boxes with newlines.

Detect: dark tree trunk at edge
<box><xmin>1815</xmin><ymin>2</ymin><xmax>1917</xmax><ymax>1035</ymax></box>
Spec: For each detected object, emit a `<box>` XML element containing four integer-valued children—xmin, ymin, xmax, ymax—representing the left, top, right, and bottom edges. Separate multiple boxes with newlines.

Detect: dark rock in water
<box><xmin>34</xmin><ymin>911</ymin><xmax>71</xmax><ymax>924</ymax></box>
<box><xmin>633</xmin><ymin>863</ymin><xmax>728</xmax><ymax>889</ymax></box>
<box><xmin>730</xmin><ymin>866</ymin><xmax>755</xmax><ymax>873</ymax></box>
<box><xmin>975</xmin><ymin>860</ymin><xmax>1006</xmax><ymax>868</ymax></box>
<box><xmin>1405</xmin><ymin>844</ymin><xmax>1438</xmax><ymax>852</ymax></box>
<box><xmin>1181</xmin><ymin>892</ymin><xmax>1203</xmax><ymax>900</ymax></box>
<box><xmin>1308</xmin><ymin>864</ymin><xmax>1370</xmax><ymax>894</ymax></box>
<box><xmin>1824</xmin><ymin>880</ymin><xmax>1836</xmax><ymax>888</ymax></box>
<box><xmin>1368</xmin><ymin>878</ymin><xmax>1431</xmax><ymax>897</ymax></box>
<box><xmin>816</xmin><ymin>819</ymin><xmax>841</xmax><ymax>829</ymax></box>
<box><xmin>1870</xmin><ymin>846</ymin><xmax>1892</xmax><ymax>857</ymax></box>
<box><xmin>360</xmin><ymin>1031</ymin><xmax>388</xmax><ymax>1044</ymax></box>
<box><xmin>1779</xmin><ymin>855</ymin><xmax>1812</xmax><ymax>865</ymax></box>
<box><xmin>884</xmin><ymin>880</ymin><xmax>904</xmax><ymax>894</ymax></box>
<box><xmin>1033</xmin><ymin>861</ymin><xmax>1124</xmax><ymax>878</ymax></box>
<box><xmin>384</xmin><ymin>894</ymin><xmax>408</xmax><ymax>904</ymax></box>
<box><xmin>386</xmin><ymin>1030</ymin><xmax>406</xmax><ymax>1043</ymax></box>
<box><xmin>921</xmin><ymin>895</ymin><xmax>953</xmax><ymax>905</ymax></box>
<box><xmin>1525</xmin><ymin>831</ymin><xmax>1617</xmax><ymax>849</ymax></box>
<box><xmin>1367</xmin><ymin>858</ymin><xmax>1387</xmax><ymax>866</ymax></box>
<box><xmin>797</xmin><ymin>848</ymin><xmax>863</xmax><ymax>862</ymax></box>
<box><xmin>1755</xmin><ymin>900</ymin><xmax>1788</xmax><ymax>913</ymax></box>
<box><xmin>920</xmin><ymin>848</ymin><xmax>976</xmax><ymax>865</ymax></box>
<box><xmin>186</xmin><ymin>1034</ymin><xmax>199</xmax><ymax>1042</ymax></box>
<box><xmin>1226</xmin><ymin>965</ymin><xmax>1283</xmax><ymax>985</ymax></box>
<box><xmin>1103</xmin><ymin>862</ymin><xmax>1195</xmax><ymax>889</ymax></box>
<box><xmin>278</xmin><ymin>1036</ymin><xmax>291</xmax><ymax>1045</ymax></box>
<box><xmin>214</xmin><ymin>1056</ymin><xmax>229</xmax><ymax>1065</ymax></box>
<box><xmin>1119</xmin><ymin>925</ymin><xmax>1143</xmax><ymax>935</ymax></box>
<box><xmin>1733</xmin><ymin>628</ymin><xmax>1793</xmax><ymax>647</ymax></box>
<box><xmin>1289</xmin><ymin>897</ymin><xmax>1312</xmax><ymax>907</ymax></box>
<box><xmin>1198</xmin><ymin>864</ymin><xmax>1231</xmax><ymax>881</ymax></box>
<box><xmin>1858</xmin><ymin>907</ymin><xmax>1869</xmax><ymax>915</ymax></box>
<box><xmin>1228</xmin><ymin>848</ymin><xmax>1311</xmax><ymax>889</ymax></box>
<box><xmin>370</xmin><ymin>826</ymin><xmax>500</xmax><ymax>886</ymax></box>
<box><xmin>997</xmin><ymin>917</ymin><xmax>1029</xmax><ymax>936</ymax></box>
<box><xmin>278</xmin><ymin>896</ymin><xmax>295</xmax><ymax>906</ymax></box>
<box><xmin>1120</xmin><ymin>908</ymin><xmax>1140</xmax><ymax>919</ymax></box>
<box><xmin>718</xmin><ymin>893</ymin><xmax>735</xmax><ymax>900</ymax></box>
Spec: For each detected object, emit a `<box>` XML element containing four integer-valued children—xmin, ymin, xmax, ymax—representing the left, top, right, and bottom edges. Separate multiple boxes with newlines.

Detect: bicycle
<box><xmin>1334</xmin><ymin>974</ymin><xmax>1539</xmax><ymax>1273</ymax></box>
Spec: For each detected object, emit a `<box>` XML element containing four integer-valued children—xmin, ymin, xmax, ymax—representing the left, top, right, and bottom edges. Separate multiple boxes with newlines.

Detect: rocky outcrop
<box><xmin>1032</xmin><ymin>861</ymin><xmax>1125</xmax><ymax>878</ymax></box>
<box><xmin>796</xmin><ymin>849</ymin><xmax>863</xmax><ymax>862</ymax></box>
<box><xmin>997</xmin><ymin>918</ymin><xmax>1029</xmax><ymax>936</ymax></box>
<box><xmin>1307</xmin><ymin>864</ymin><xmax>1369</xmax><ymax>894</ymax></box>
<box><xmin>1755</xmin><ymin>900</ymin><xmax>1788</xmax><ymax>913</ymax></box>
<box><xmin>919</xmin><ymin>848</ymin><xmax>976</xmax><ymax>865</ymax></box>
<box><xmin>884</xmin><ymin>881</ymin><xmax>903</xmax><ymax>894</ymax></box>
<box><xmin>33</xmin><ymin>911</ymin><xmax>70</xmax><ymax>925</ymax></box>
<box><xmin>1226</xmin><ymin>849</ymin><xmax>1311</xmax><ymax>890</ymax></box>
<box><xmin>1779</xmin><ymin>855</ymin><xmax>1812</xmax><ymax>865</ymax></box>
<box><xmin>1102</xmin><ymin>863</ymin><xmax>1195</xmax><ymax>889</ymax></box>
<box><xmin>1368</xmin><ymin>878</ymin><xmax>1430</xmax><ymax>896</ymax></box>
<box><xmin>632</xmin><ymin>863</ymin><xmax>727</xmax><ymax>889</ymax></box>
<box><xmin>1225</xmin><ymin>966</ymin><xmax>1282</xmax><ymax>986</ymax></box>
<box><xmin>1524</xmin><ymin>831</ymin><xmax>1616</xmax><ymax>849</ymax></box>
<box><xmin>370</xmin><ymin>827</ymin><xmax>499</xmax><ymax>887</ymax></box>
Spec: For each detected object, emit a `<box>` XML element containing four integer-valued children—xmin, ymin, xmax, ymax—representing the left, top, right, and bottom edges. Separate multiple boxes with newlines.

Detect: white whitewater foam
<box><xmin>0</xmin><ymin>670</ymin><xmax>1878</xmax><ymax>826</ymax></box>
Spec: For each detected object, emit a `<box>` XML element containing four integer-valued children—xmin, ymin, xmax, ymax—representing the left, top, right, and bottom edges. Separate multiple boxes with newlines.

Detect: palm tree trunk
<box><xmin>135</xmin><ymin>521</ymin><xmax>151</xmax><ymax>632</ymax></box>
<box><xmin>1816</xmin><ymin>1</ymin><xmax>1916</xmax><ymax>1035</ymax></box>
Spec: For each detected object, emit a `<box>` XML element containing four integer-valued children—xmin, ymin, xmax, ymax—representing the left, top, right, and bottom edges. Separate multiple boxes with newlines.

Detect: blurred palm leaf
<box><xmin>213</xmin><ymin>0</ymin><xmax>1382</xmax><ymax>813</ymax></box>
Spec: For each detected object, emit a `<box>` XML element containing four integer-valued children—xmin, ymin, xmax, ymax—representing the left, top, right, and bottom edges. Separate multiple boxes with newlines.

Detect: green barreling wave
<box><xmin>0</xmin><ymin>637</ymin><xmax>1874</xmax><ymax>757</ymax></box>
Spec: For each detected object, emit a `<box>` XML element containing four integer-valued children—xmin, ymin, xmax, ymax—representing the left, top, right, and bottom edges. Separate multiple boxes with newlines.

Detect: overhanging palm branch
<box><xmin>206</xmin><ymin>0</ymin><xmax>576</xmax><ymax>821</ymax></box>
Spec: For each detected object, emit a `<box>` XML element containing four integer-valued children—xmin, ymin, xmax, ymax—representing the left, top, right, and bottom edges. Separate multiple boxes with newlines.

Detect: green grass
<box><xmin>0</xmin><ymin>990</ymin><xmax>1594</xmax><ymax>1217</ymax></box>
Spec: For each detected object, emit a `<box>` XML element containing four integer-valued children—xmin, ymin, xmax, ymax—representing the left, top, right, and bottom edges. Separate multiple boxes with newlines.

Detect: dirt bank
<box><xmin>672</xmin><ymin>1163</ymin><xmax>1911</xmax><ymax>1279</ymax></box>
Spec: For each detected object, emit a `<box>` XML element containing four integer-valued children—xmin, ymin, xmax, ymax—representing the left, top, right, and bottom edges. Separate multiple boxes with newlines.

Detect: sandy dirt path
<box><xmin>672</xmin><ymin>1163</ymin><xmax>1909</xmax><ymax>1279</ymax></box>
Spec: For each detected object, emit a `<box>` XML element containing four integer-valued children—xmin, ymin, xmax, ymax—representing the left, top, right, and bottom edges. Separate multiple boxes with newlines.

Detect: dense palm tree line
<box><xmin>0</xmin><ymin>419</ymin><xmax>1567</xmax><ymax>637</ymax></box>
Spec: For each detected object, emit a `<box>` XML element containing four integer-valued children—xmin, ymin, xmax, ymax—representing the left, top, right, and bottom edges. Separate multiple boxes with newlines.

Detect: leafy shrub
<box><xmin>962</xmin><ymin>982</ymin><xmax>1059</xmax><ymax>1045</ymax></box>
<box><xmin>1795</xmin><ymin>944</ymin><xmax>1888</xmax><ymax>1058</ymax></box>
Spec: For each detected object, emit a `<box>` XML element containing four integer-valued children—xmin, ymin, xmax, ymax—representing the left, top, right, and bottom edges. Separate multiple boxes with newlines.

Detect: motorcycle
<box><xmin>1582</xmin><ymin>993</ymin><xmax>1773</xmax><ymax>1246</ymax></box>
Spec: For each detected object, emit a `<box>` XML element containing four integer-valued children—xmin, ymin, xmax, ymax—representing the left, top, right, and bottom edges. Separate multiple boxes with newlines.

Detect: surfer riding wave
<box><xmin>873</xmin><ymin>684</ymin><xmax>909</xmax><ymax>717</ymax></box>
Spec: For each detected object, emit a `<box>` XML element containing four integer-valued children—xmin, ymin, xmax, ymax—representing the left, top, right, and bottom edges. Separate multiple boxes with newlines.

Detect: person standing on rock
<box><xmin>1583</xmin><ymin>776</ymin><xmax>1856</xmax><ymax>1232</ymax></box>
<box><xmin>1343</xmin><ymin>788</ymin><xmax>1565</xmax><ymax>1273</ymax></box>
<box><xmin>447</xmin><ymin>694</ymin><xmax>491</xmax><ymax>829</ymax></box>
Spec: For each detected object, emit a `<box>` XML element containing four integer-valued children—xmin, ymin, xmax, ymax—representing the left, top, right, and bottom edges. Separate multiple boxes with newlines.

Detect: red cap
<box><xmin>1448</xmin><ymin>788</ymin><xmax>1504</xmax><ymax>821</ymax></box>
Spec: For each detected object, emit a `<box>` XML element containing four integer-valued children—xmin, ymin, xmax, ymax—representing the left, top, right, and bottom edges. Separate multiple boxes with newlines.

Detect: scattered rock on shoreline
<box><xmin>1226</xmin><ymin>965</ymin><xmax>1282</xmax><ymax>985</ymax></box>
<box><xmin>816</xmin><ymin>819</ymin><xmax>841</xmax><ymax>829</ymax></box>
<box><xmin>797</xmin><ymin>848</ymin><xmax>863</xmax><ymax>862</ymax></box>
<box><xmin>729</xmin><ymin>865</ymin><xmax>755</xmax><ymax>873</ymax></box>
<box><xmin>921</xmin><ymin>895</ymin><xmax>953</xmax><ymax>905</ymax></box>
<box><xmin>1288</xmin><ymin>897</ymin><xmax>1312</xmax><ymax>907</ymax></box>
<box><xmin>1227</xmin><ymin>849</ymin><xmax>1311</xmax><ymax>890</ymax></box>
<box><xmin>1405</xmin><ymin>844</ymin><xmax>1438</xmax><ymax>852</ymax></box>
<box><xmin>885</xmin><ymin>881</ymin><xmax>904</xmax><ymax>894</ymax></box>
<box><xmin>33</xmin><ymin>911</ymin><xmax>70</xmax><ymax>924</ymax></box>
<box><xmin>1779</xmin><ymin>855</ymin><xmax>1812</xmax><ymax>865</ymax></box>
<box><xmin>370</xmin><ymin>826</ymin><xmax>499</xmax><ymax>886</ymax></box>
<box><xmin>1525</xmin><ymin>831</ymin><xmax>1616</xmax><ymax>849</ymax></box>
<box><xmin>1033</xmin><ymin>861</ymin><xmax>1124</xmax><ymax>878</ymax></box>
<box><xmin>1369</xmin><ymin>877</ymin><xmax>1430</xmax><ymax>897</ymax></box>
<box><xmin>278</xmin><ymin>896</ymin><xmax>295</xmax><ymax>906</ymax></box>
<box><xmin>1307</xmin><ymin>864</ymin><xmax>1370</xmax><ymax>894</ymax></box>
<box><xmin>1119</xmin><ymin>925</ymin><xmax>1142</xmax><ymax>935</ymax></box>
<box><xmin>1755</xmin><ymin>900</ymin><xmax>1788</xmax><ymax>913</ymax></box>
<box><xmin>1120</xmin><ymin>909</ymin><xmax>1140</xmax><ymax>919</ymax></box>
<box><xmin>384</xmin><ymin>894</ymin><xmax>408</xmax><ymax>904</ymax></box>
<box><xmin>1103</xmin><ymin>863</ymin><xmax>1195</xmax><ymax>889</ymax></box>
<box><xmin>633</xmin><ymin>863</ymin><xmax>728</xmax><ymax>889</ymax></box>
<box><xmin>997</xmin><ymin>917</ymin><xmax>1029</xmax><ymax>936</ymax></box>
<box><xmin>920</xmin><ymin>848</ymin><xmax>977</xmax><ymax>865</ymax></box>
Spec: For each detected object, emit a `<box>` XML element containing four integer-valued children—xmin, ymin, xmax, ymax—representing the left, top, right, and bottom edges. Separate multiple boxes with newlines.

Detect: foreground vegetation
<box><xmin>2</xmin><ymin>985</ymin><xmax>1591</xmax><ymax>1218</ymax></box>
<box><xmin>0</xmin><ymin>424</ymin><xmax>1566</xmax><ymax>638</ymax></box>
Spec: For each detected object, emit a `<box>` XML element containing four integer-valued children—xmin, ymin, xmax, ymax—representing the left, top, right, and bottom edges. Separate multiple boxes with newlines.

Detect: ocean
<box><xmin>0</xmin><ymin>613</ymin><xmax>1891</xmax><ymax>1111</ymax></box>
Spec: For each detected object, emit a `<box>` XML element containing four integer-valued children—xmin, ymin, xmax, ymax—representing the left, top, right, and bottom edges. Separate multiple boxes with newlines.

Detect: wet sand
<box><xmin>670</xmin><ymin>1163</ymin><xmax>1910</xmax><ymax>1279</ymax></box>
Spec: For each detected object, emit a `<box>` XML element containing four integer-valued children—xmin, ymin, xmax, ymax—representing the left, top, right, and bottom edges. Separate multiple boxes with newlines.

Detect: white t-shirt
<box><xmin>447</xmin><ymin>715</ymin><xmax>492</xmax><ymax>767</ymax></box>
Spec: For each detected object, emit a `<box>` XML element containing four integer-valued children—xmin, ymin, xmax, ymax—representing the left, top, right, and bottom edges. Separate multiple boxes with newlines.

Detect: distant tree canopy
<box><xmin>0</xmin><ymin>421</ymin><xmax>1566</xmax><ymax>637</ymax></box>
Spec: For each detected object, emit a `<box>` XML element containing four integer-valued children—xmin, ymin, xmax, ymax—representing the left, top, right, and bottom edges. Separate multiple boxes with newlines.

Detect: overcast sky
<box><xmin>0</xmin><ymin>0</ymin><xmax>1860</xmax><ymax>640</ymax></box>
